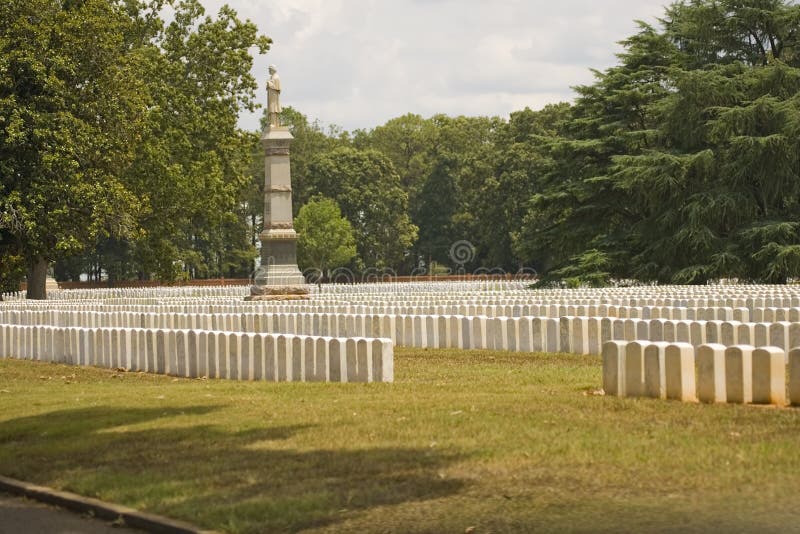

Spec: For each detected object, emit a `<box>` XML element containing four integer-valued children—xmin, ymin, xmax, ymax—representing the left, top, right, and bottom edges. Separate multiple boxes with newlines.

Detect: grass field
<box><xmin>1</xmin><ymin>348</ymin><xmax>799</xmax><ymax>533</ymax></box>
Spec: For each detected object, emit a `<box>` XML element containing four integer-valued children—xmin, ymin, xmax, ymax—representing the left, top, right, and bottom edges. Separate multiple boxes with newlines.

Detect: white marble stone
<box><xmin>345</xmin><ymin>338</ymin><xmax>358</xmax><ymax>382</ymax></box>
<box><xmin>696</xmin><ymin>344</ymin><xmax>726</xmax><ymax>403</ymax></box>
<box><xmin>602</xmin><ymin>341</ymin><xmax>627</xmax><ymax>397</ymax></box>
<box><xmin>751</xmin><ymin>346</ymin><xmax>785</xmax><ymax>405</ymax></box>
<box><xmin>291</xmin><ymin>336</ymin><xmax>303</xmax><ymax>381</ymax></box>
<box><xmin>725</xmin><ymin>345</ymin><xmax>754</xmax><ymax>404</ymax></box>
<box><xmin>665</xmin><ymin>343</ymin><xmax>696</xmax><ymax>402</ymax></box>
<box><xmin>545</xmin><ymin>318</ymin><xmax>560</xmax><ymax>352</ymax></box>
<box><xmin>327</xmin><ymin>338</ymin><xmax>342</xmax><ymax>382</ymax></box>
<box><xmin>624</xmin><ymin>341</ymin><xmax>649</xmax><ymax>398</ymax></box>
<box><xmin>789</xmin><ymin>347</ymin><xmax>800</xmax><ymax>406</ymax></box>
<box><xmin>644</xmin><ymin>341</ymin><xmax>669</xmax><ymax>399</ymax></box>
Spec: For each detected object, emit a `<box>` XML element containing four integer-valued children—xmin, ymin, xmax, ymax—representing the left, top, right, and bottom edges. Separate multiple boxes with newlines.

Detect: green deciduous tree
<box><xmin>414</xmin><ymin>115</ymin><xmax>501</xmax><ymax>268</ymax></box>
<box><xmin>305</xmin><ymin>147</ymin><xmax>418</xmax><ymax>270</ymax></box>
<box><xmin>488</xmin><ymin>104</ymin><xmax>571</xmax><ymax>271</ymax></box>
<box><xmin>124</xmin><ymin>0</ymin><xmax>269</xmax><ymax>281</ymax></box>
<box><xmin>2</xmin><ymin>0</ymin><xmax>270</xmax><ymax>295</ymax></box>
<box><xmin>0</xmin><ymin>229</ymin><xmax>24</xmax><ymax>295</ymax></box>
<box><xmin>0</xmin><ymin>0</ymin><xmax>150</xmax><ymax>298</ymax></box>
<box><xmin>355</xmin><ymin>114</ymin><xmax>504</xmax><ymax>270</ymax></box>
<box><xmin>352</xmin><ymin>113</ymin><xmax>436</xmax><ymax>200</ymax></box>
<box><xmin>295</xmin><ymin>196</ymin><xmax>357</xmax><ymax>277</ymax></box>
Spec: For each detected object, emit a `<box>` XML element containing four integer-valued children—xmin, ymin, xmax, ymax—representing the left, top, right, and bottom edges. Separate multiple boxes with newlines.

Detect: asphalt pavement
<box><xmin>0</xmin><ymin>493</ymin><xmax>143</xmax><ymax>534</ymax></box>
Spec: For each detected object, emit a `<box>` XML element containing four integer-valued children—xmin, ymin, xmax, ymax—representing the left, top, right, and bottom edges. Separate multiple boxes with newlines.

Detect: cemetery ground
<box><xmin>1</xmin><ymin>347</ymin><xmax>799</xmax><ymax>534</ymax></box>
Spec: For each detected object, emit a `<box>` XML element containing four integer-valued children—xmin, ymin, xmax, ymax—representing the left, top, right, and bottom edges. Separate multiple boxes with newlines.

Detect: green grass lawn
<box><xmin>1</xmin><ymin>348</ymin><xmax>799</xmax><ymax>533</ymax></box>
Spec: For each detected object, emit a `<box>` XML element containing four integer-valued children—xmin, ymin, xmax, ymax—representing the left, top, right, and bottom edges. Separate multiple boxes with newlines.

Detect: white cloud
<box><xmin>198</xmin><ymin>0</ymin><xmax>668</xmax><ymax>131</ymax></box>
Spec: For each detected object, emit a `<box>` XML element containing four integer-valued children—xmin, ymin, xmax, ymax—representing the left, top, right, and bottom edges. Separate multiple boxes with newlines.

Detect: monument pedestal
<box><xmin>245</xmin><ymin>294</ymin><xmax>311</xmax><ymax>302</ymax></box>
<box><xmin>249</xmin><ymin>125</ymin><xmax>309</xmax><ymax>301</ymax></box>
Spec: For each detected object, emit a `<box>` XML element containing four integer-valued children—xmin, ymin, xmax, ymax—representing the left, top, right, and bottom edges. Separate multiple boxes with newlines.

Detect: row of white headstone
<box><xmin>0</xmin><ymin>313</ymin><xmax>595</xmax><ymax>352</ymax></box>
<box><xmin>20</xmin><ymin>280</ymin><xmax>800</xmax><ymax>296</ymax></box>
<box><xmin>8</xmin><ymin>292</ymin><xmax>800</xmax><ymax>302</ymax></box>
<box><xmin>5</xmin><ymin>283</ymin><xmax>800</xmax><ymax>366</ymax></box>
<box><xmin>0</xmin><ymin>324</ymin><xmax>393</xmax><ymax>383</ymax></box>
<box><xmin>32</xmin><ymin>280</ymin><xmax>535</xmax><ymax>301</ymax></box>
<box><xmin>8</xmin><ymin>296</ymin><xmax>800</xmax><ymax>319</ymax></box>
<box><xmin>603</xmin><ymin>340</ymin><xmax>800</xmax><ymax>406</ymax></box>
<box><xmin>4</xmin><ymin>311</ymin><xmax>800</xmax><ymax>353</ymax></box>
<box><xmin>0</xmin><ymin>302</ymin><xmax>775</xmax><ymax>320</ymax></box>
<box><xmin>32</xmin><ymin>281</ymin><xmax>800</xmax><ymax>304</ymax></box>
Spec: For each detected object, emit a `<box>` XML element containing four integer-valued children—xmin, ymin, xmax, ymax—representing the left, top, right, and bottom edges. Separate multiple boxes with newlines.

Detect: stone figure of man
<box><xmin>267</xmin><ymin>64</ymin><xmax>281</xmax><ymax>127</ymax></box>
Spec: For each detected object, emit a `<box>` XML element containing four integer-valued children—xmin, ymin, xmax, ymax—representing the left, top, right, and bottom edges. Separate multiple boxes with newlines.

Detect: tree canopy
<box><xmin>515</xmin><ymin>0</ymin><xmax>800</xmax><ymax>285</ymax></box>
<box><xmin>5</xmin><ymin>0</ymin><xmax>800</xmax><ymax>295</ymax></box>
<box><xmin>1</xmin><ymin>0</ymin><xmax>270</xmax><ymax>297</ymax></box>
<box><xmin>1</xmin><ymin>0</ymin><xmax>150</xmax><ymax>296</ymax></box>
<box><xmin>304</xmin><ymin>146</ymin><xmax>418</xmax><ymax>270</ymax></box>
<box><xmin>295</xmin><ymin>196</ymin><xmax>357</xmax><ymax>277</ymax></box>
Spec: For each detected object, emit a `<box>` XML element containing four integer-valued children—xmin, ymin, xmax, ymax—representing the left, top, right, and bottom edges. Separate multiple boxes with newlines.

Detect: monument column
<box><xmin>258</xmin><ymin>126</ymin><xmax>306</xmax><ymax>285</ymax></box>
<box><xmin>248</xmin><ymin>65</ymin><xmax>308</xmax><ymax>300</ymax></box>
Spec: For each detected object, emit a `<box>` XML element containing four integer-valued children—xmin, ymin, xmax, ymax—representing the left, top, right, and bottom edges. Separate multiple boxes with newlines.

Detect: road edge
<box><xmin>0</xmin><ymin>475</ymin><xmax>222</xmax><ymax>534</ymax></box>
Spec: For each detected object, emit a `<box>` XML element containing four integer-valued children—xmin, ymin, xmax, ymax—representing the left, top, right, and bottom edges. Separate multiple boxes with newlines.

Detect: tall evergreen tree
<box><xmin>515</xmin><ymin>0</ymin><xmax>800</xmax><ymax>285</ymax></box>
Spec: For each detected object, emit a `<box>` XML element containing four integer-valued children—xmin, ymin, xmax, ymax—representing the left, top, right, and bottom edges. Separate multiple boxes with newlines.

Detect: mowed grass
<box><xmin>1</xmin><ymin>348</ymin><xmax>799</xmax><ymax>533</ymax></box>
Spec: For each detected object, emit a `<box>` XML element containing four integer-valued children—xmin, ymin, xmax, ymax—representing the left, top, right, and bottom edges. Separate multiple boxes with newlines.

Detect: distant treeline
<box><xmin>3</xmin><ymin>0</ymin><xmax>800</xmax><ymax>298</ymax></box>
<box><xmin>271</xmin><ymin>0</ymin><xmax>800</xmax><ymax>286</ymax></box>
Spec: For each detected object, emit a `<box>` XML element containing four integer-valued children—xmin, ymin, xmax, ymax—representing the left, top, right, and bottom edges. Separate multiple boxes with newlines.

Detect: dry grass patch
<box><xmin>1</xmin><ymin>348</ymin><xmax>799</xmax><ymax>533</ymax></box>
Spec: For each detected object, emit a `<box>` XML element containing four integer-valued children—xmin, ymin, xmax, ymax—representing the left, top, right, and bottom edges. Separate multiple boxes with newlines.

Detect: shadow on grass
<box><xmin>0</xmin><ymin>406</ymin><xmax>466</xmax><ymax>532</ymax></box>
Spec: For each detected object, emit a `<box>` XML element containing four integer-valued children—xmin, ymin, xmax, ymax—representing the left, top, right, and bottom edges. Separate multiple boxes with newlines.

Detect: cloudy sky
<box><xmin>199</xmin><ymin>0</ymin><xmax>669</xmax><ymax>132</ymax></box>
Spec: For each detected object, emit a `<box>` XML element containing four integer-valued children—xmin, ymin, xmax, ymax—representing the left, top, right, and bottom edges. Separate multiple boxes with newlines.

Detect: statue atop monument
<box><xmin>267</xmin><ymin>64</ymin><xmax>281</xmax><ymax>127</ymax></box>
<box><xmin>246</xmin><ymin>63</ymin><xmax>308</xmax><ymax>301</ymax></box>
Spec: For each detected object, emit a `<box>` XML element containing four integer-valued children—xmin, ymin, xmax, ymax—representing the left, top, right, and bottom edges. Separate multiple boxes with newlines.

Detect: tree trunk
<box><xmin>26</xmin><ymin>256</ymin><xmax>48</xmax><ymax>300</ymax></box>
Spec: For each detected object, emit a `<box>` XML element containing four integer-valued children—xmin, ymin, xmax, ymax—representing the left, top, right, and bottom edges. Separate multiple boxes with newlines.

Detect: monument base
<box><xmin>245</xmin><ymin>293</ymin><xmax>311</xmax><ymax>302</ymax></box>
<box><xmin>250</xmin><ymin>284</ymin><xmax>310</xmax><ymax>296</ymax></box>
<box><xmin>245</xmin><ymin>283</ymin><xmax>310</xmax><ymax>302</ymax></box>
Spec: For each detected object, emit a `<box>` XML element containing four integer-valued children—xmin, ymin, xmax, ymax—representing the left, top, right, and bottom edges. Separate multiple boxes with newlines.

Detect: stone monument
<box><xmin>247</xmin><ymin>65</ymin><xmax>309</xmax><ymax>301</ymax></box>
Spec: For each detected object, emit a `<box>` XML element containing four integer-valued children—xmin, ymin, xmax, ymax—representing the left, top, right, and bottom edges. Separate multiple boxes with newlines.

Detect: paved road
<box><xmin>0</xmin><ymin>494</ymin><xmax>143</xmax><ymax>534</ymax></box>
